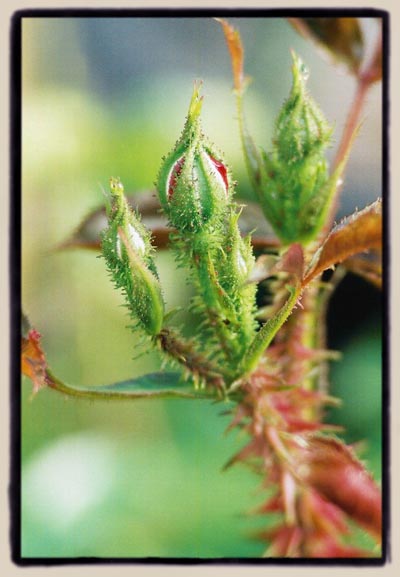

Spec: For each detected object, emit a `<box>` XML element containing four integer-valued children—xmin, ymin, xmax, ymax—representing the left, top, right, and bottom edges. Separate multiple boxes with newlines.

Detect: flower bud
<box><xmin>157</xmin><ymin>83</ymin><xmax>232</xmax><ymax>233</ymax></box>
<box><xmin>213</xmin><ymin>210</ymin><xmax>257</xmax><ymax>355</ymax></box>
<box><xmin>101</xmin><ymin>178</ymin><xmax>164</xmax><ymax>336</ymax></box>
<box><xmin>259</xmin><ymin>52</ymin><xmax>334</xmax><ymax>244</ymax></box>
<box><xmin>219</xmin><ymin>210</ymin><xmax>255</xmax><ymax>289</ymax></box>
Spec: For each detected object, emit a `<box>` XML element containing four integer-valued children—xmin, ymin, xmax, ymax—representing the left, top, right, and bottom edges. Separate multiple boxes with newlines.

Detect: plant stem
<box><xmin>240</xmin><ymin>284</ymin><xmax>301</xmax><ymax>376</ymax></box>
<box><xmin>236</xmin><ymin>93</ymin><xmax>262</xmax><ymax>193</ymax></box>
<box><xmin>156</xmin><ymin>327</ymin><xmax>227</xmax><ymax>389</ymax></box>
<box><xmin>325</xmin><ymin>77</ymin><xmax>370</xmax><ymax>230</ymax></box>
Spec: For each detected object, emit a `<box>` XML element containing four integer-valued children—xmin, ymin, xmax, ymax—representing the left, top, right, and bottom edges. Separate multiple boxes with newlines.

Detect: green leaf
<box><xmin>46</xmin><ymin>370</ymin><xmax>216</xmax><ymax>401</ymax></box>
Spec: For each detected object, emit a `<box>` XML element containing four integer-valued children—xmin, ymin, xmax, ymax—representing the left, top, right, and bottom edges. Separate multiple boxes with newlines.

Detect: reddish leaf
<box><xmin>300</xmin><ymin>490</ymin><xmax>349</xmax><ymax>536</ymax></box>
<box><xmin>289</xmin><ymin>17</ymin><xmax>364</xmax><ymax>75</ymax></box>
<box><xmin>303</xmin><ymin>199</ymin><xmax>382</xmax><ymax>286</ymax></box>
<box><xmin>300</xmin><ymin>436</ymin><xmax>382</xmax><ymax>540</ymax></box>
<box><xmin>254</xmin><ymin>493</ymin><xmax>283</xmax><ymax>515</ymax></box>
<box><xmin>260</xmin><ymin>525</ymin><xmax>303</xmax><ymax>557</ymax></box>
<box><xmin>313</xmin><ymin>542</ymin><xmax>372</xmax><ymax>558</ymax></box>
<box><xmin>21</xmin><ymin>326</ymin><xmax>47</xmax><ymax>394</ymax></box>
<box><xmin>216</xmin><ymin>18</ymin><xmax>245</xmax><ymax>93</ymax></box>
<box><xmin>223</xmin><ymin>438</ymin><xmax>263</xmax><ymax>471</ymax></box>
<box><xmin>306</xmin><ymin>532</ymin><xmax>372</xmax><ymax>558</ymax></box>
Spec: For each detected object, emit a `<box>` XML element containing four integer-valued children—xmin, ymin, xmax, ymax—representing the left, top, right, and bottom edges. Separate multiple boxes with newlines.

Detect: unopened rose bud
<box><xmin>259</xmin><ymin>52</ymin><xmax>335</xmax><ymax>244</ymax></box>
<box><xmin>101</xmin><ymin>178</ymin><xmax>164</xmax><ymax>336</ymax></box>
<box><xmin>157</xmin><ymin>83</ymin><xmax>232</xmax><ymax>232</ymax></box>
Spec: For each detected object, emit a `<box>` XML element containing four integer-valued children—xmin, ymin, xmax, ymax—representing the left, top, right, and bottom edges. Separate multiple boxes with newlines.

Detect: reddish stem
<box><xmin>333</xmin><ymin>79</ymin><xmax>370</xmax><ymax>173</ymax></box>
<box><xmin>326</xmin><ymin>78</ymin><xmax>370</xmax><ymax>230</ymax></box>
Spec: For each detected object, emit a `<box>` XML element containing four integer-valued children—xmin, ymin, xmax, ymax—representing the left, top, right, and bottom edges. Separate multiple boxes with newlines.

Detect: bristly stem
<box><xmin>156</xmin><ymin>327</ymin><xmax>227</xmax><ymax>390</ymax></box>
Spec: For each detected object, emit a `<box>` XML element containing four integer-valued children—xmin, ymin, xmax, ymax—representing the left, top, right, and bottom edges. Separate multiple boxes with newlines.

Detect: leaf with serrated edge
<box><xmin>303</xmin><ymin>199</ymin><xmax>382</xmax><ymax>286</ymax></box>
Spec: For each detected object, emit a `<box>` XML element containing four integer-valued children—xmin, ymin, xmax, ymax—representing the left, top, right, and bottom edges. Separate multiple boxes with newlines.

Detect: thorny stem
<box><xmin>274</xmin><ymin>283</ymin><xmax>320</xmax><ymax>421</ymax></box>
<box><xmin>156</xmin><ymin>327</ymin><xmax>227</xmax><ymax>390</ymax></box>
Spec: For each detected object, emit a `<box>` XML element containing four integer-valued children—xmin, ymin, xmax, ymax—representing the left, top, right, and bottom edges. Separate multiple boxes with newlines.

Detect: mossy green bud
<box><xmin>259</xmin><ymin>52</ymin><xmax>334</xmax><ymax>245</ymax></box>
<box><xmin>101</xmin><ymin>178</ymin><xmax>164</xmax><ymax>336</ymax></box>
<box><xmin>157</xmin><ymin>83</ymin><xmax>232</xmax><ymax>233</ymax></box>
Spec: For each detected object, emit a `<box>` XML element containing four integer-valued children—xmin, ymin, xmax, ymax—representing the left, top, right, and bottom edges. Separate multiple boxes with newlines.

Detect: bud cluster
<box><xmin>156</xmin><ymin>84</ymin><xmax>257</xmax><ymax>372</ymax></box>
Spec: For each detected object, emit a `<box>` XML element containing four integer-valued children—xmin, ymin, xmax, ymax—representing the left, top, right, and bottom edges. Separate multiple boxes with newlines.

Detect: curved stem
<box><xmin>240</xmin><ymin>284</ymin><xmax>301</xmax><ymax>376</ymax></box>
<box><xmin>333</xmin><ymin>79</ymin><xmax>369</xmax><ymax>173</ymax></box>
<box><xmin>325</xmin><ymin>78</ymin><xmax>370</xmax><ymax>231</ymax></box>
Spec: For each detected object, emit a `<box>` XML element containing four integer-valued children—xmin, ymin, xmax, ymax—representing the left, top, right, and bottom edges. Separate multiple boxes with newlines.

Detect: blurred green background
<box><xmin>21</xmin><ymin>16</ymin><xmax>382</xmax><ymax>558</ymax></box>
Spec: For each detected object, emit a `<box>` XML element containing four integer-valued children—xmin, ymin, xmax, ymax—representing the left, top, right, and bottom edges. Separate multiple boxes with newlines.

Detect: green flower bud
<box><xmin>157</xmin><ymin>83</ymin><xmax>232</xmax><ymax>233</ymax></box>
<box><xmin>101</xmin><ymin>178</ymin><xmax>164</xmax><ymax>336</ymax></box>
<box><xmin>220</xmin><ymin>210</ymin><xmax>255</xmax><ymax>289</ymax></box>
<box><xmin>259</xmin><ymin>52</ymin><xmax>334</xmax><ymax>245</ymax></box>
